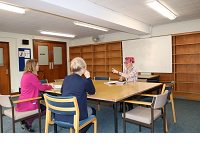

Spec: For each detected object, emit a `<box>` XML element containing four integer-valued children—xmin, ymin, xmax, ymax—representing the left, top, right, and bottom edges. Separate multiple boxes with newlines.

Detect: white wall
<box><xmin>0</xmin><ymin>32</ymin><xmax>69</xmax><ymax>93</ymax></box>
<box><xmin>69</xmin><ymin>32</ymin><xmax>139</xmax><ymax>46</ymax></box>
<box><xmin>151</xmin><ymin>19</ymin><xmax>200</xmax><ymax>36</ymax></box>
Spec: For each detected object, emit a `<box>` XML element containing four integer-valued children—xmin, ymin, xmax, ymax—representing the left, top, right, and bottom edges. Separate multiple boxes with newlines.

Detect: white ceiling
<box><xmin>0</xmin><ymin>0</ymin><xmax>200</xmax><ymax>39</ymax></box>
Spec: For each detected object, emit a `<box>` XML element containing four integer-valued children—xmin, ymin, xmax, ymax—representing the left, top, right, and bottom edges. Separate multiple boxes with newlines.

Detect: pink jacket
<box><xmin>16</xmin><ymin>72</ymin><xmax>52</xmax><ymax>112</ymax></box>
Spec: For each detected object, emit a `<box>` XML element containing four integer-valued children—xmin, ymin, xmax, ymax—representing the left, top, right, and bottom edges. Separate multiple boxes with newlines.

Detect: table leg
<box><xmin>113</xmin><ymin>102</ymin><xmax>118</xmax><ymax>133</ymax></box>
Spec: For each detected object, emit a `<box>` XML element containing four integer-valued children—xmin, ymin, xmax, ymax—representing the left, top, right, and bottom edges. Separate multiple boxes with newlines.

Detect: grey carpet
<box><xmin>1</xmin><ymin>98</ymin><xmax>200</xmax><ymax>133</ymax></box>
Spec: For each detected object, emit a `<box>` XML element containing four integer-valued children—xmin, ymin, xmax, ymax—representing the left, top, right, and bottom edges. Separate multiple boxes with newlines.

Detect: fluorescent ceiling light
<box><xmin>147</xmin><ymin>1</ymin><xmax>176</xmax><ymax>20</ymax></box>
<box><xmin>40</xmin><ymin>31</ymin><xmax>75</xmax><ymax>38</ymax></box>
<box><xmin>0</xmin><ymin>2</ymin><xmax>25</xmax><ymax>14</ymax></box>
<box><xmin>74</xmin><ymin>21</ymin><xmax>109</xmax><ymax>32</ymax></box>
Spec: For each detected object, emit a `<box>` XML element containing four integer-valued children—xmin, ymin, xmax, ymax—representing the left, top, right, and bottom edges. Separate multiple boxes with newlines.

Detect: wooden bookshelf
<box><xmin>173</xmin><ymin>33</ymin><xmax>200</xmax><ymax>100</ymax></box>
<box><xmin>107</xmin><ymin>42</ymin><xmax>122</xmax><ymax>80</ymax></box>
<box><xmin>69</xmin><ymin>41</ymin><xmax>122</xmax><ymax>80</ymax></box>
<box><xmin>81</xmin><ymin>45</ymin><xmax>93</xmax><ymax>77</ymax></box>
<box><xmin>156</xmin><ymin>32</ymin><xmax>200</xmax><ymax>100</ymax></box>
<box><xmin>93</xmin><ymin>44</ymin><xmax>107</xmax><ymax>77</ymax></box>
<box><xmin>69</xmin><ymin>46</ymin><xmax>81</xmax><ymax>60</ymax></box>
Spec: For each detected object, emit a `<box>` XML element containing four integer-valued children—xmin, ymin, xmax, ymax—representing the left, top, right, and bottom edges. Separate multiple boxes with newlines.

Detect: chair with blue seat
<box><xmin>94</xmin><ymin>76</ymin><xmax>110</xmax><ymax>81</ymax></box>
<box><xmin>40</xmin><ymin>79</ymin><xmax>48</xmax><ymax>84</ymax></box>
<box><xmin>39</xmin><ymin>79</ymin><xmax>49</xmax><ymax>106</ymax></box>
<box><xmin>43</xmin><ymin>93</ymin><xmax>97</xmax><ymax>133</ymax></box>
<box><xmin>54</xmin><ymin>79</ymin><xmax>64</xmax><ymax>83</ymax></box>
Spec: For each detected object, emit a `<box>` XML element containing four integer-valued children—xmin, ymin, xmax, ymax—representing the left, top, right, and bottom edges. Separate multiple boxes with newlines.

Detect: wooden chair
<box><xmin>39</xmin><ymin>79</ymin><xmax>49</xmax><ymax>106</ymax></box>
<box><xmin>94</xmin><ymin>76</ymin><xmax>110</xmax><ymax>111</ymax></box>
<box><xmin>137</xmin><ymin>79</ymin><xmax>147</xmax><ymax>82</ymax></box>
<box><xmin>141</xmin><ymin>82</ymin><xmax>176</xmax><ymax>123</ymax></box>
<box><xmin>165</xmin><ymin>81</ymin><xmax>176</xmax><ymax>123</ymax></box>
<box><xmin>0</xmin><ymin>94</ymin><xmax>42</xmax><ymax>133</ymax></box>
<box><xmin>40</xmin><ymin>79</ymin><xmax>48</xmax><ymax>84</ymax></box>
<box><xmin>94</xmin><ymin>76</ymin><xmax>110</xmax><ymax>81</ymax></box>
<box><xmin>43</xmin><ymin>93</ymin><xmax>97</xmax><ymax>133</ymax></box>
<box><xmin>54</xmin><ymin>79</ymin><xmax>64</xmax><ymax>83</ymax></box>
<box><xmin>122</xmin><ymin>90</ymin><xmax>169</xmax><ymax>133</ymax></box>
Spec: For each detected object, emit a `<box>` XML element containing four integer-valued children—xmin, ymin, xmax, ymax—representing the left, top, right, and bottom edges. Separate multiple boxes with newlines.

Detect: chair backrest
<box><xmin>161</xmin><ymin>81</ymin><xmax>174</xmax><ymax>93</ymax></box>
<box><xmin>0</xmin><ymin>95</ymin><xmax>12</xmax><ymax>108</ymax></box>
<box><xmin>161</xmin><ymin>84</ymin><xmax>166</xmax><ymax>94</ymax></box>
<box><xmin>94</xmin><ymin>76</ymin><xmax>110</xmax><ymax>81</ymax></box>
<box><xmin>165</xmin><ymin>81</ymin><xmax>174</xmax><ymax>93</ymax></box>
<box><xmin>152</xmin><ymin>90</ymin><xmax>169</xmax><ymax>109</ymax></box>
<box><xmin>43</xmin><ymin>94</ymin><xmax>79</xmax><ymax>127</ymax></box>
<box><xmin>40</xmin><ymin>79</ymin><xmax>48</xmax><ymax>84</ymax></box>
<box><xmin>160</xmin><ymin>82</ymin><xmax>174</xmax><ymax>100</ymax></box>
<box><xmin>54</xmin><ymin>79</ymin><xmax>64</xmax><ymax>83</ymax></box>
<box><xmin>137</xmin><ymin>79</ymin><xmax>147</xmax><ymax>82</ymax></box>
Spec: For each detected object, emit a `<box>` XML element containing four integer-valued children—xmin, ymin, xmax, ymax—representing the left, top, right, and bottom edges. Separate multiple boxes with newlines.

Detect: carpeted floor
<box><xmin>1</xmin><ymin>98</ymin><xmax>200</xmax><ymax>133</ymax></box>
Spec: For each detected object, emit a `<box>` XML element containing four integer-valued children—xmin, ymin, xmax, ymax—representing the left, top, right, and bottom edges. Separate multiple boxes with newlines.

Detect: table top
<box><xmin>88</xmin><ymin>80</ymin><xmax>162</xmax><ymax>102</ymax></box>
<box><xmin>46</xmin><ymin>80</ymin><xmax>162</xmax><ymax>103</ymax></box>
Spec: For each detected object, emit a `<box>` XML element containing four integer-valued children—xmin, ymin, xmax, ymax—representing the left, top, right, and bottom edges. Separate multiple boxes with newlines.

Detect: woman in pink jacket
<box><xmin>16</xmin><ymin>59</ymin><xmax>52</xmax><ymax>132</ymax></box>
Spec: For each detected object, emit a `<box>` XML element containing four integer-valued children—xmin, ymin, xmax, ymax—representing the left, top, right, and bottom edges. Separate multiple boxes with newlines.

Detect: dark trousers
<box><xmin>23</xmin><ymin>104</ymin><xmax>46</xmax><ymax>127</ymax></box>
<box><xmin>79</xmin><ymin>107</ymin><xmax>96</xmax><ymax>133</ymax></box>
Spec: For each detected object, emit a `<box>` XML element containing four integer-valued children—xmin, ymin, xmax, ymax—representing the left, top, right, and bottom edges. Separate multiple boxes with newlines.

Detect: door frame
<box><xmin>0</xmin><ymin>41</ymin><xmax>11</xmax><ymax>94</ymax></box>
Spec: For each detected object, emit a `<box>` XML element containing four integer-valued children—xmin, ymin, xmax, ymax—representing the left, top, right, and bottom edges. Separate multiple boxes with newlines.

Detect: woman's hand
<box><xmin>47</xmin><ymin>83</ymin><xmax>54</xmax><ymax>89</ymax></box>
<box><xmin>112</xmin><ymin>68</ymin><xmax>119</xmax><ymax>74</ymax></box>
<box><xmin>84</xmin><ymin>70</ymin><xmax>90</xmax><ymax>78</ymax></box>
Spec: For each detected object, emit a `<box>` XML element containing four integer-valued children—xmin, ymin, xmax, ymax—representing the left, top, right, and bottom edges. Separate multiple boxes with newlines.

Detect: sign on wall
<box><xmin>18</xmin><ymin>48</ymin><xmax>31</xmax><ymax>71</ymax></box>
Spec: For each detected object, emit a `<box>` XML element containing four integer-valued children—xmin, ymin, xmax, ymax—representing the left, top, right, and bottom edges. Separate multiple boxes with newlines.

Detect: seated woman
<box><xmin>16</xmin><ymin>59</ymin><xmax>53</xmax><ymax>132</ymax></box>
<box><xmin>112</xmin><ymin>56</ymin><xmax>138</xmax><ymax>82</ymax></box>
<box><xmin>112</xmin><ymin>56</ymin><xmax>138</xmax><ymax>111</ymax></box>
<box><xmin>55</xmin><ymin>57</ymin><xmax>96</xmax><ymax>133</ymax></box>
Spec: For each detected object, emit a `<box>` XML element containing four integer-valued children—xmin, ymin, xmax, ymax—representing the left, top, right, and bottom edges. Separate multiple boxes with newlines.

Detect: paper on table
<box><xmin>104</xmin><ymin>81</ymin><xmax>125</xmax><ymax>85</ymax></box>
<box><xmin>106</xmin><ymin>81</ymin><xmax>118</xmax><ymax>84</ymax></box>
<box><xmin>116</xmin><ymin>81</ymin><xmax>126</xmax><ymax>85</ymax></box>
<box><xmin>53</xmin><ymin>84</ymin><xmax>62</xmax><ymax>89</ymax></box>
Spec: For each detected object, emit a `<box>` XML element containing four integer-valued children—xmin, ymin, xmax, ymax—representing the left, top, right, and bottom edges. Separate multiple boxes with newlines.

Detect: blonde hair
<box><xmin>24</xmin><ymin>59</ymin><xmax>38</xmax><ymax>74</ymax></box>
<box><xmin>70</xmin><ymin>57</ymin><xmax>86</xmax><ymax>73</ymax></box>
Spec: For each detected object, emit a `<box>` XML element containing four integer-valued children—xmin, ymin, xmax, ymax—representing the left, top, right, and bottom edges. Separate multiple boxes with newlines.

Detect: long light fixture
<box><xmin>74</xmin><ymin>21</ymin><xmax>109</xmax><ymax>32</ymax></box>
<box><xmin>147</xmin><ymin>1</ymin><xmax>176</xmax><ymax>20</ymax></box>
<box><xmin>40</xmin><ymin>31</ymin><xmax>76</xmax><ymax>38</ymax></box>
<box><xmin>0</xmin><ymin>2</ymin><xmax>25</xmax><ymax>14</ymax></box>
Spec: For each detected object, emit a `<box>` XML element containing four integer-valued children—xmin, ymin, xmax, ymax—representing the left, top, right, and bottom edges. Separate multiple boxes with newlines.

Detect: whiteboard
<box><xmin>122</xmin><ymin>35</ymin><xmax>172</xmax><ymax>73</ymax></box>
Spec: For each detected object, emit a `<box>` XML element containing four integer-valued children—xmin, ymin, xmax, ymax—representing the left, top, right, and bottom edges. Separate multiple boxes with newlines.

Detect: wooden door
<box><xmin>51</xmin><ymin>42</ymin><xmax>67</xmax><ymax>81</ymax></box>
<box><xmin>33</xmin><ymin>40</ymin><xmax>67</xmax><ymax>82</ymax></box>
<box><xmin>0</xmin><ymin>42</ymin><xmax>10</xmax><ymax>94</ymax></box>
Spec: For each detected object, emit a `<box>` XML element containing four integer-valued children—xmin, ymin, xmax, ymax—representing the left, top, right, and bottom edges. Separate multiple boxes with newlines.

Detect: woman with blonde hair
<box><xmin>16</xmin><ymin>59</ymin><xmax>52</xmax><ymax>132</ymax></box>
<box><xmin>55</xmin><ymin>57</ymin><xmax>96</xmax><ymax>133</ymax></box>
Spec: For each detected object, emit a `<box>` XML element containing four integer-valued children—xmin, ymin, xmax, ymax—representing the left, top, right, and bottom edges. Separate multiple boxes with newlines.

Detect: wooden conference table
<box><xmin>46</xmin><ymin>80</ymin><xmax>162</xmax><ymax>133</ymax></box>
